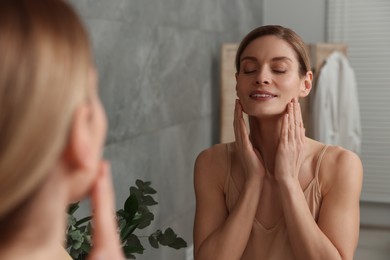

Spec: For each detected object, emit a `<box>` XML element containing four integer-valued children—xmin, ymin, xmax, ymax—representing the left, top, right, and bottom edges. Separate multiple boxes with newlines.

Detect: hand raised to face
<box><xmin>87</xmin><ymin>161</ymin><xmax>125</xmax><ymax>260</ymax></box>
<box><xmin>234</xmin><ymin>99</ymin><xmax>266</xmax><ymax>184</ymax></box>
<box><xmin>274</xmin><ymin>98</ymin><xmax>306</xmax><ymax>183</ymax></box>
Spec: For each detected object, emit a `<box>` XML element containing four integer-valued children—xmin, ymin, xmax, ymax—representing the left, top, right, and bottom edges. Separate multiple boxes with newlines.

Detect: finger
<box><xmin>293</xmin><ymin>98</ymin><xmax>303</xmax><ymax>128</ymax></box>
<box><xmin>237</xmin><ymin>102</ymin><xmax>250</xmax><ymax>147</ymax></box>
<box><xmin>235</xmin><ymin>100</ymin><xmax>250</xmax><ymax>147</ymax></box>
<box><xmin>288</xmin><ymin>102</ymin><xmax>295</xmax><ymax>142</ymax></box>
<box><xmin>91</xmin><ymin>162</ymin><xmax>114</xmax><ymax>244</ymax></box>
<box><xmin>293</xmin><ymin>99</ymin><xmax>302</xmax><ymax>141</ymax></box>
<box><xmin>90</xmin><ymin>161</ymin><xmax>119</xmax><ymax>247</ymax></box>
<box><xmin>233</xmin><ymin>99</ymin><xmax>242</xmax><ymax>147</ymax></box>
<box><xmin>280</xmin><ymin>113</ymin><xmax>289</xmax><ymax>144</ymax></box>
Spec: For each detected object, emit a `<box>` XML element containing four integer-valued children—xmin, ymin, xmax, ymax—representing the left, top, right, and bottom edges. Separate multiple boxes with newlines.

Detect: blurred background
<box><xmin>69</xmin><ymin>0</ymin><xmax>390</xmax><ymax>259</ymax></box>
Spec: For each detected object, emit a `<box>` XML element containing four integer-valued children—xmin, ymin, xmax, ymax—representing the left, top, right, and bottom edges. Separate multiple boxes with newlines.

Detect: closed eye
<box><xmin>273</xmin><ymin>69</ymin><xmax>287</xmax><ymax>74</ymax></box>
<box><xmin>243</xmin><ymin>69</ymin><xmax>257</xmax><ymax>74</ymax></box>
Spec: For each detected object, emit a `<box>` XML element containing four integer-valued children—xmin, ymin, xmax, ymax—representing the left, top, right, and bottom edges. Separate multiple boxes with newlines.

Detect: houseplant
<box><xmin>66</xmin><ymin>179</ymin><xmax>187</xmax><ymax>259</ymax></box>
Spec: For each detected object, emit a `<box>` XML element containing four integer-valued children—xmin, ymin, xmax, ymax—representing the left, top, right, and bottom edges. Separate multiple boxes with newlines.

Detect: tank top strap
<box><xmin>314</xmin><ymin>144</ymin><xmax>329</xmax><ymax>180</ymax></box>
<box><xmin>224</xmin><ymin>143</ymin><xmax>233</xmax><ymax>192</ymax></box>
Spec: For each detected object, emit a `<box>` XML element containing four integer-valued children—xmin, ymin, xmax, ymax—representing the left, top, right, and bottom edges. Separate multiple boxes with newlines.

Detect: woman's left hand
<box><xmin>88</xmin><ymin>161</ymin><xmax>125</xmax><ymax>260</ymax></box>
<box><xmin>274</xmin><ymin>98</ymin><xmax>306</xmax><ymax>183</ymax></box>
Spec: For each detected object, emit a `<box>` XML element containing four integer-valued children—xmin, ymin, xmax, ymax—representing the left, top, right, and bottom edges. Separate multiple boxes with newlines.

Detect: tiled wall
<box><xmin>69</xmin><ymin>0</ymin><xmax>263</xmax><ymax>259</ymax></box>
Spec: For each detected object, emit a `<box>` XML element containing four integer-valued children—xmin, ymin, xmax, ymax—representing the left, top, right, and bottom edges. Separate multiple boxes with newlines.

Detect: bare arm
<box><xmin>193</xmin><ymin>149</ymin><xmax>261</xmax><ymax>260</ymax></box>
<box><xmin>193</xmin><ymin>100</ymin><xmax>265</xmax><ymax>260</ymax></box>
<box><xmin>275</xmin><ymin>99</ymin><xmax>363</xmax><ymax>260</ymax></box>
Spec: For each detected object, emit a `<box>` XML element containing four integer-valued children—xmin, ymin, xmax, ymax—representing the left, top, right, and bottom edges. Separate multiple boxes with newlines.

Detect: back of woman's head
<box><xmin>235</xmin><ymin>25</ymin><xmax>310</xmax><ymax>78</ymax></box>
<box><xmin>0</xmin><ymin>0</ymin><xmax>92</xmax><ymax>219</ymax></box>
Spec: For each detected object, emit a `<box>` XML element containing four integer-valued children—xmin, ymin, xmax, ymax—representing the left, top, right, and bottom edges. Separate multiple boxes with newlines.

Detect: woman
<box><xmin>193</xmin><ymin>25</ymin><xmax>363</xmax><ymax>260</ymax></box>
<box><xmin>0</xmin><ymin>0</ymin><xmax>124</xmax><ymax>259</ymax></box>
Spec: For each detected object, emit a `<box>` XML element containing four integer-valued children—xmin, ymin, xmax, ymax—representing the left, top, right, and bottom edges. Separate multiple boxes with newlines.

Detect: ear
<box><xmin>299</xmin><ymin>71</ymin><xmax>313</xmax><ymax>98</ymax></box>
<box><xmin>63</xmin><ymin>102</ymin><xmax>94</xmax><ymax>172</ymax></box>
<box><xmin>61</xmin><ymin>102</ymin><xmax>100</xmax><ymax>202</ymax></box>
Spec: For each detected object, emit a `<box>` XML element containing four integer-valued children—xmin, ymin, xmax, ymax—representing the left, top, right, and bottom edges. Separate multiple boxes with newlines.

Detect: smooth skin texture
<box><xmin>193</xmin><ymin>35</ymin><xmax>363</xmax><ymax>260</ymax></box>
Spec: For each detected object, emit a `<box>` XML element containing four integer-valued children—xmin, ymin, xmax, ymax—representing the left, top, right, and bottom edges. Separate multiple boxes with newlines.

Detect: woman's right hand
<box><xmin>234</xmin><ymin>99</ymin><xmax>266</xmax><ymax>183</ymax></box>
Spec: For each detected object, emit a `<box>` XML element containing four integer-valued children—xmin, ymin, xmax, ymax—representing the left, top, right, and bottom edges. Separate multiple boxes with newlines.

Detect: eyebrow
<box><xmin>271</xmin><ymin>56</ymin><xmax>293</xmax><ymax>63</ymax></box>
<box><xmin>240</xmin><ymin>56</ymin><xmax>257</xmax><ymax>63</ymax></box>
<box><xmin>240</xmin><ymin>56</ymin><xmax>293</xmax><ymax>63</ymax></box>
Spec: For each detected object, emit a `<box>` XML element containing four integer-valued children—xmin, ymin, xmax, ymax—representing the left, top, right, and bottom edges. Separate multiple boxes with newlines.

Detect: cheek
<box><xmin>90</xmin><ymin>100</ymin><xmax>107</xmax><ymax>161</ymax></box>
<box><xmin>98</xmin><ymin>102</ymin><xmax>108</xmax><ymax>140</ymax></box>
<box><xmin>236</xmin><ymin>87</ymin><xmax>244</xmax><ymax>99</ymax></box>
<box><xmin>96</xmin><ymin>104</ymin><xmax>107</xmax><ymax>156</ymax></box>
<box><xmin>280</xmin><ymin>77</ymin><xmax>303</xmax><ymax>95</ymax></box>
<box><xmin>235</xmin><ymin>79</ymin><xmax>248</xmax><ymax>98</ymax></box>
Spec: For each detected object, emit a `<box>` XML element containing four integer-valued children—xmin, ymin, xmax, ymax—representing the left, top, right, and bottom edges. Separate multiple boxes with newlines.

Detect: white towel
<box><xmin>311</xmin><ymin>51</ymin><xmax>362</xmax><ymax>154</ymax></box>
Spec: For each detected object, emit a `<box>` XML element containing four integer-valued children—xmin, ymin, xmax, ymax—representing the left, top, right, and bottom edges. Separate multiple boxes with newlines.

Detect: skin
<box><xmin>193</xmin><ymin>36</ymin><xmax>363</xmax><ymax>260</ymax></box>
<box><xmin>0</xmin><ymin>68</ymin><xmax>124</xmax><ymax>260</ymax></box>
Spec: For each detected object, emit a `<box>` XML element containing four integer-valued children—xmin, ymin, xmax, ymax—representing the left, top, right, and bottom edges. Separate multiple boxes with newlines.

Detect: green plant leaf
<box><xmin>120</xmin><ymin>223</ymin><xmax>139</xmax><ymax>242</ymax></box>
<box><xmin>122</xmin><ymin>246</ymin><xmax>137</xmax><ymax>259</ymax></box>
<box><xmin>73</xmin><ymin>240</ymin><xmax>83</xmax><ymax>250</ymax></box>
<box><xmin>67</xmin><ymin>214</ymin><xmax>77</xmax><ymax>227</ymax></box>
<box><xmin>150</xmin><ymin>229</ymin><xmax>162</xmax><ymax>238</ymax></box>
<box><xmin>69</xmin><ymin>250</ymin><xmax>80</xmax><ymax>259</ymax></box>
<box><xmin>117</xmin><ymin>209</ymin><xmax>128</xmax><ymax>219</ymax></box>
<box><xmin>118</xmin><ymin>218</ymin><xmax>126</xmax><ymax>230</ymax></box>
<box><xmin>136</xmin><ymin>179</ymin><xmax>157</xmax><ymax>194</ymax></box>
<box><xmin>136</xmin><ymin>211</ymin><xmax>154</xmax><ymax>229</ymax></box>
<box><xmin>68</xmin><ymin>203</ymin><xmax>80</xmax><ymax>215</ymax></box>
<box><xmin>69</xmin><ymin>230</ymin><xmax>83</xmax><ymax>242</ymax></box>
<box><xmin>130</xmin><ymin>186</ymin><xmax>142</xmax><ymax>200</ymax></box>
<box><xmin>66</xmin><ymin>179</ymin><xmax>188</xmax><ymax>259</ymax></box>
<box><xmin>75</xmin><ymin>216</ymin><xmax>92</xmax><ymax>227</ymax></box>
<box><xmin>148</xmin><ymin>235</ymin><xmax>159</xmax><ymax>249</ymax></box>
<box><xmin>159</xmin><ymin>228</ymin><xmax>176</xmax><ymax>246</ymax></box>
<box><xmin>124</xmin><ymin>193</ymin><xmax>139</xmax><ymax>218</ymax></box>
<box><xmin>141</xmin><ymin>195</ymin><xmax>158</xmax><ymax>206</ymax></box>
<box><xmin>169</xmin><ymin>237</ymin><xmax>187</xmax><ymax>249</ymax></box>
<box><xmin>135</xmin><ymin>179</ymin><xmax>149</xmax><ymax>189</ymax></box>
<box><xmin>80</xmin><ymin>242</ymin><xmax>91</xmax><ymax>252</ymax></box>
<box><xmin>126</xmin><ymin>234</ymin><xmax>144</xmax><ymax>254</ymax></box>
<box><xmin>127</xmin><ymin>213</ymin><xmax>147</xmax><ymax>227</ymax></box>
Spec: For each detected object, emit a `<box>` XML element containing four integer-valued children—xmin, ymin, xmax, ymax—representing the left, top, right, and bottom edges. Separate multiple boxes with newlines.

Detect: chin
<box><xmin>245</xmin><ymin>106</ymin><xmax>285</xmax><ymax>119</ymax></box>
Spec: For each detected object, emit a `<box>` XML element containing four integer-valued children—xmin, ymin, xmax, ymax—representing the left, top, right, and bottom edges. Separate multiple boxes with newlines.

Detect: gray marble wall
<box><xmin>69</xmin><ymin>0</ymin><xmax>263</xmax><ymax>259</ymax></box>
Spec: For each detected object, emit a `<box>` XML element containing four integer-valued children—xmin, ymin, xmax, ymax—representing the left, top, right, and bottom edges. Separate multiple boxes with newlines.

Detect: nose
<box><xmin>255</xmin><ymin>79</ymin><xmax>270</xmax><ymax>85</ymax></box>
<box><xmin>255</xmin><ymin>68</ymin><xmax>271</xmax><ymax>85</ymax></box>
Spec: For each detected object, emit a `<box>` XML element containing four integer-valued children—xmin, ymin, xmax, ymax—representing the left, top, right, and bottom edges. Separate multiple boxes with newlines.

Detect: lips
<box><xmin>249</xmin><ymin>90</ymin><xmax>277</xmax><ymax>99</ymax></box>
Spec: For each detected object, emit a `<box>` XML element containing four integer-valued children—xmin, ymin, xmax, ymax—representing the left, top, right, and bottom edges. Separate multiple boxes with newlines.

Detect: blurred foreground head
<box><xmin>0</xmin><ymin>0</ymin><xmax>93</xmax><ymax>219</ymax></box>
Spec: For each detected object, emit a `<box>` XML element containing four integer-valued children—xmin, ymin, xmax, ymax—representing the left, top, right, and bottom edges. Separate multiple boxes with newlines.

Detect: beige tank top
<box><xmin>224</xmin><ymin>143</ymin><xmax>329</xmax><ymax>260</ymax></box>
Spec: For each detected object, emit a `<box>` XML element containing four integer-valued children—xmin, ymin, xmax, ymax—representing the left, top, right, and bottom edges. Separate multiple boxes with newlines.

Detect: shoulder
<box><xmin>194</xmin><ymin>142</ymin><xmax>232</xmax><ymax>192</ymax></box>
<box><xmin>319</xmin><ymin>145</ymin><xmax>363</xmax><ymax>196</ymax></box>
<box><xmin>194</xmin><ymin>142</ymin><xmax>232</xmax><ymax>174</ymax></box>
<box><xmin>195</xmin><ymin>142</ymin><xmax>229</xmax><ymax>168</ymax></box>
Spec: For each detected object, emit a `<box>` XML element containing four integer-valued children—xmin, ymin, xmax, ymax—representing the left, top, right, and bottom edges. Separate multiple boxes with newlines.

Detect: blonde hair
<box><xmin>0</xmin><ymin>0</ymin><xmax>92</xmax><ymax>218</ymax></box>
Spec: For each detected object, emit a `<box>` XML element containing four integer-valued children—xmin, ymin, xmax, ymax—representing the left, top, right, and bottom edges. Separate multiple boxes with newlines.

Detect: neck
<box><xmin>0</xmin><ymin>169</ymin><xmax>69</xmax><ymax>259</ymax></box>
<box><xmin>248</xmin><ymin>115</ymin><xmax>284</xmax><ymax>174</ymax></box>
